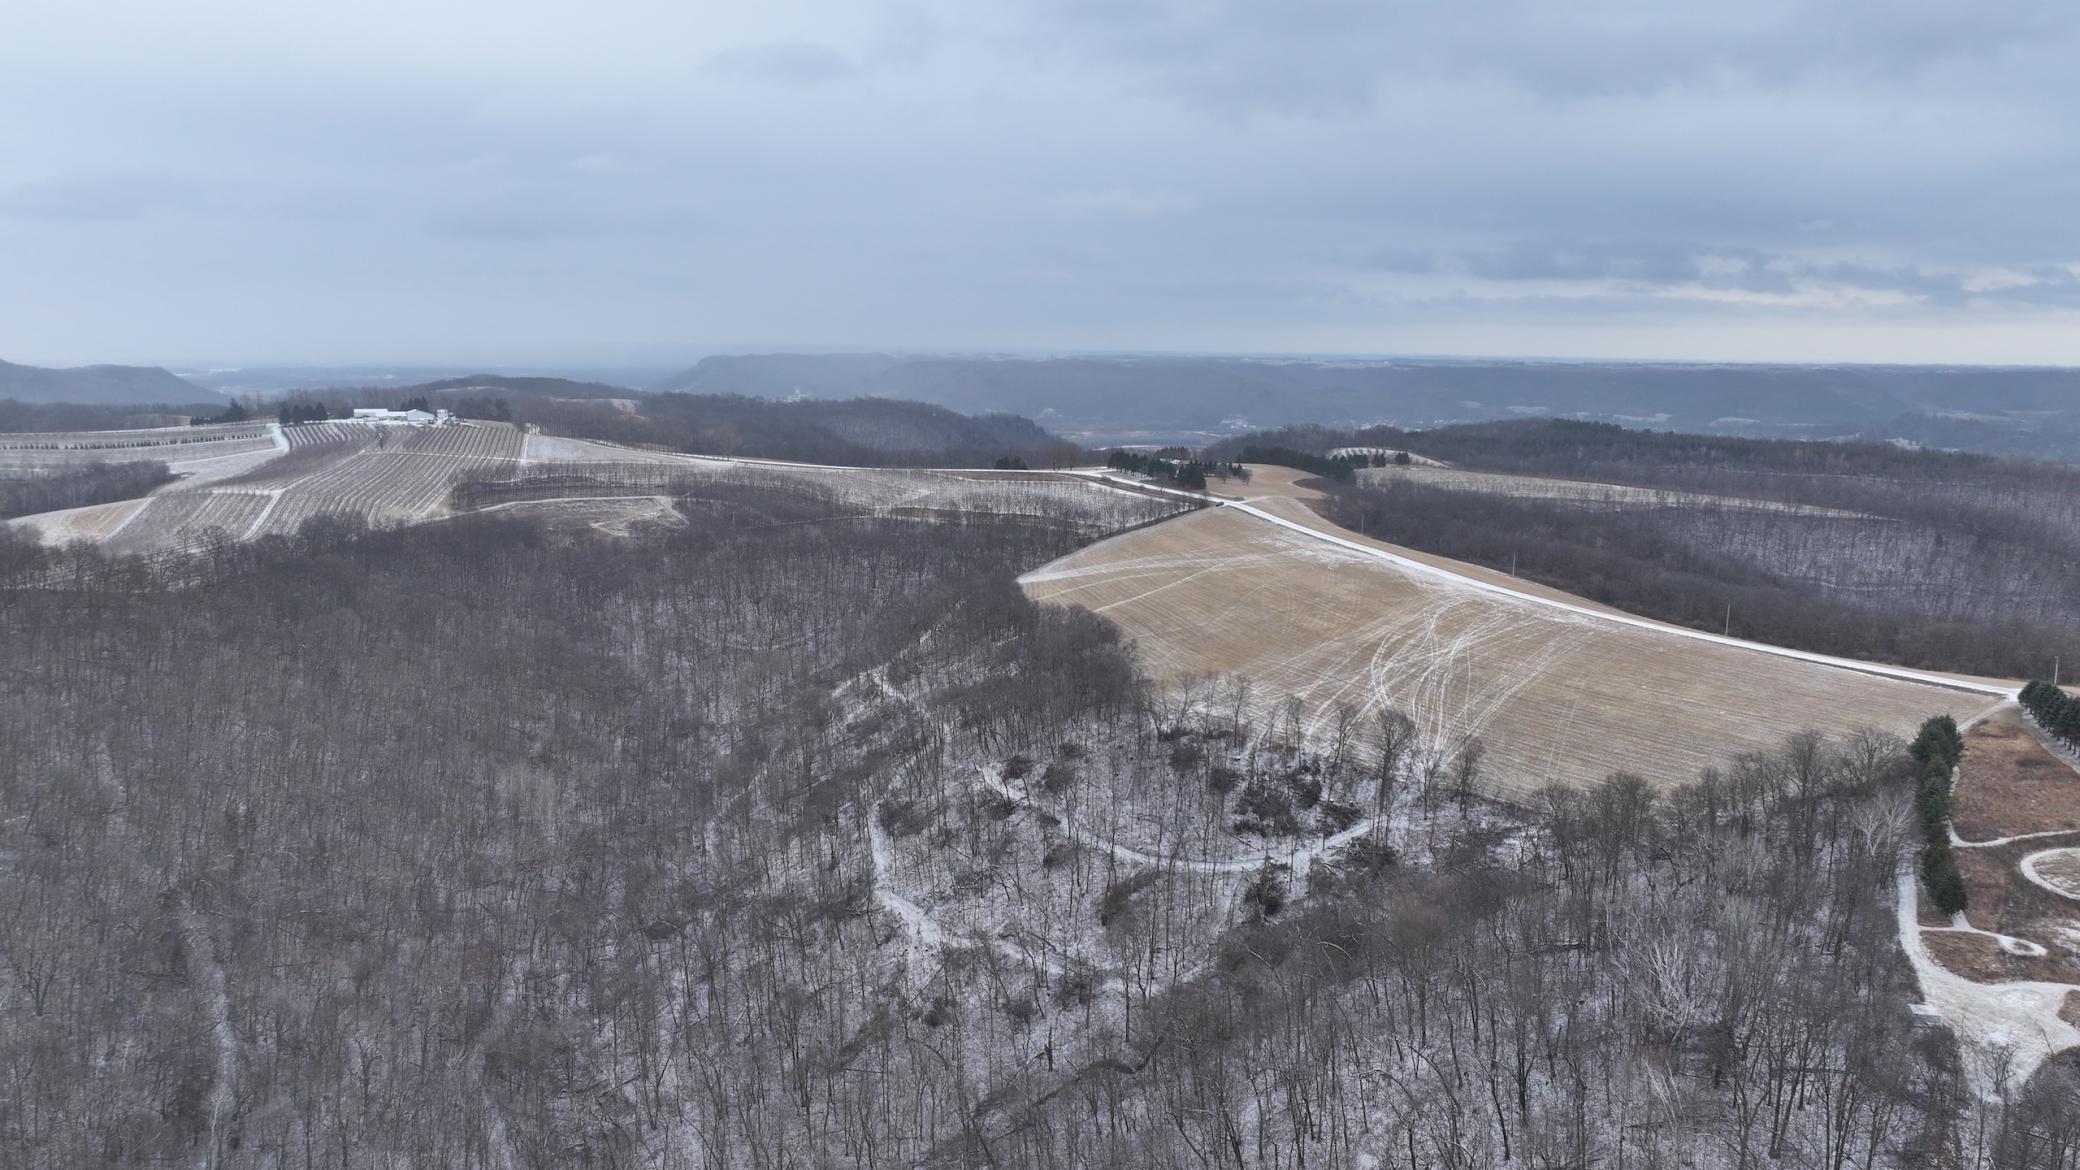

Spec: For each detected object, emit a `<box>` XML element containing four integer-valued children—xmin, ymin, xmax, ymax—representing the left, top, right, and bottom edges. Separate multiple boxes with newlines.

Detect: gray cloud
<box><xmin>705</xmin><ymin>41</ymin><xmax>861</xmax><ymax>85</ymax></box>
<box><xmin>0</xmin><ymin>173</ymin><xmax>197</xmax><ymax>222</ymax></box>
<box><xmin>1016</xmin><ymin>0</ymin><xmax>2078</xmax><ymax>109</ymax></box>
<box><xmin>0</xmin><ymin>0</ymin><xmax>2076</xmax><ymax>366</ymax></box>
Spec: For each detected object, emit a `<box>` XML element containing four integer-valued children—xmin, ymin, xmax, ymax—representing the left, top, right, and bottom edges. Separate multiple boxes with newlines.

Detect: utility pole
<box><xmin>1723</xmin><ymin>602</ymin><xmax>1731</xmax><ymax>638</ymax></box>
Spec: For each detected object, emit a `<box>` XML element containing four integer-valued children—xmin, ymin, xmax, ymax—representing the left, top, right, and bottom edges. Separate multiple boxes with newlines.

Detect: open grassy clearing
<box><xmin>1920</xmin><ymin>929</ymin><xmax>2072</xmax><ymax>984</ymax></box>
<box><xmin>1022</xmin><ymin>503</ymin><xmax>1997</xmax><ymax>799</ymax></box>
<box><xmin>1952</xmin><ymin>707</ymin><xmax>2080</xmax><ymax>841</ymax></box>
<box><xmin>8</xmin><ymin>497</ymin><xmax>149</xmax><ymax>544</ymax></box>
<box><xmin>519</xmin><ymin>431</ymin><xmax>695</xmax><ymax>463</ymax></box>
<box><xmin>465</xmin><ymin>494</ymin><xmax>689</xmax><ymax>537</ymax></box>
<box><xmin>1933</xmin><ymin>839</ymin><xmax>2080</xmax><ymax>978</ymax></box>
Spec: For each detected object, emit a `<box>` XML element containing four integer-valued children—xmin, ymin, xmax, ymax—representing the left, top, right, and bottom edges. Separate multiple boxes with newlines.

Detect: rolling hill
<box><xmin>0</xmin><ymin>358</ymin><xmax>216</xmax><ymax>406</ymax></box>
<box><xmin>658</xmin><ymin>353</ymin><xmax>2080</xmax><ymax>458</ymax></box>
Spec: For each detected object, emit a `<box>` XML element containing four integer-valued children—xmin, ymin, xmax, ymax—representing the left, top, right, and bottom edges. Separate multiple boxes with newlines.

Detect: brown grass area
<box><xmin>1957</xmin><ymin>846</ymin><xmax>2023</xmax><ymax>931</ymax></box>
<box><xmin>1953</xmin><ymin>707</ymin><xmax>2080</xmax><ymax>841</ymax></box>
<box><xmin>1920</xmin><ymin>930</ymin><xmax>2078</xmax><ymax>984</ymax></box>
<box><xmin>1923</xmin><ymin>931</ymin><xmax>2035</xmax><ymax>982</ymax></box>
<box><xmin>1950</xmin><ymin>842</ymin><xmax>2080</xmax><ymax>981</ymax></box>
<box><xmin>2063</xmin><ymin>990</ymin><xmax>2080</xmax><ymax>1027</ymax></box>
<box><xmin>1205</xmin><ymin>464</ymin><xmax>1325</xmax><ymax>501</ymax></box>
<box><xmin>1021</xmin><ymin>505</ymin><xmax>1991</xmax><ymax>799</ymax></box>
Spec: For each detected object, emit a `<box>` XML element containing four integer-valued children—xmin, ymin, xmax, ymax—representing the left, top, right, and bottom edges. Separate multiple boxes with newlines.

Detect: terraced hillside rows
<box><xmin>102</xmin><ymin>492</ymin><xmax>271</xmax><ymax>553</ymax></box>
<box><xmin>0</xmin><ymin>421</ymin><xmax>271</xmax><ymax>455</ymax></box>
<box><xmin>249</xmin><ymin>423</ymin><xmax>528</xmax><ymax>538</ymax></box>
<box><xmin>8</xmin><ymin>420</ymin><xmax>1186</xmax><ymax>551</ymax></box>
<box><xmin>0</xmin><ymin>422</ymin><xmax>281</xmax><ymax>485</ymax></box>
<box><xmin>9</xmin><ymin>422</ymin><xmax>535</xmax><ymax>553</ymax></box>
<box><xmin>1022</xmin><ymin>502</ymin><xmax>2002</xmax><ymax>798</ymax></box>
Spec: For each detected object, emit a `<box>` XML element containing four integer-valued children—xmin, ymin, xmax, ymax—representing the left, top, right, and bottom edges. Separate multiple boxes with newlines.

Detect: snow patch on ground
<box><xmin>1895</xmin><ymin>869</ymin><xmax>2080</xmax><ymax>1100</ymax></box>
<box><xmin>2019</xmin><ymin>846</ymin><xmax>2080</xmax><ymax>903</ymax></box>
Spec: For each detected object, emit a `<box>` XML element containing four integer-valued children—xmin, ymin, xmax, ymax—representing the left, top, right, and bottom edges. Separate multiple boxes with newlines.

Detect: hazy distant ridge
<box><xmin>659</xmin><ymin>353</ymin><xmax>2080</xmax><ymax>458</ymax></box>
<box><xmin>0</xmin><ymin>358</ymin><xmax>215</xmax><ymax>406</ymax></box>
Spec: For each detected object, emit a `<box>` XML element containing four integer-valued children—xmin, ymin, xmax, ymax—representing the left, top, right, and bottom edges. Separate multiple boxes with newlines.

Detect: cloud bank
<box><xmin>1</xmin><ymin>0</ymin><xmax>2075</xmax><ymax>365</ymax></box>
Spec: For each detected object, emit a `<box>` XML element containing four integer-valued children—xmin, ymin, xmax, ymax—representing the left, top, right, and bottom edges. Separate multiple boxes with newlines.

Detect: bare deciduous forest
<box><xmin>0</xmin><ymin>460</ymin><xmax>172</xmax><ymax>519</ymax></box>
<box><xmin>3</xmin><ymin>477</ymin><xmax>2076</xmax><ymax>1168</ymax></box>
<box><xmin>1213</xmin><ymin>420</ymin><xmax>2080</xmax><ymax>678</ymax></box>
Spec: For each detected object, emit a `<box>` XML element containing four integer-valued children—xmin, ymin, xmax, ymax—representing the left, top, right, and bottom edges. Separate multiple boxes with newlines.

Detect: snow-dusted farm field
<box><xmin>0</xmin><ymin>422</ymin><xmax>283</xmax><ymax>485</ymax></box>
<box><xmin>0</xmin><ymin>421</ymin><xmax>272</xmax><ymax>457</ymax></box>
<box><xmin>1022</xmin><ymin>501</ymin><xmax>2002</xmax><ymax>798</ymax></box>
<box><xmin>5</xmin><ymin>421</ymin><xmax>1190</xmax><ymax>551</ymax></box>
<box><xmin>5</xmin><ymin>421</ymin><xmax>541</xmax><ymax>551</ymax></box>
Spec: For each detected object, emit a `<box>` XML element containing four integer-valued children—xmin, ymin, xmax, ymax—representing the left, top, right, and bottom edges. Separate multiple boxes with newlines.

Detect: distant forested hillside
<box><xmin>0</xmin><ymin>359</ymin><xmax>214</xmax><ymax>406</ymax></box>
<box><xmin>661</xmin><ymin>353</ymin><xmax>2080</xmax><ymax>459</ymax></box>
<box><xmin>509</xmin><ymin>387</ymin><xmax>1079</xmax><ymax>467</ymax></box>
<box><xmin>248</xmin><ymin>374</ymin><xmax>1082</xmax><ymax>468</ymax></box>
<box><xmin>1231</xmin><ymin>419</ymin><xmax>2080</xmax><ymax>677</ymax></box>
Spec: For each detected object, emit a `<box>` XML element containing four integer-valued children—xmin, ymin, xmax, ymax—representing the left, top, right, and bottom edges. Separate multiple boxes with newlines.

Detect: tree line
<box><xmin>1104</xmin><ymin>448</ymin><xmax>1246</xmax><ymax>490</ymax></box>
<box><xmin>0</xmin><ymin>460</ymin><xmax>172</xmax><ymax>520</ymax></box>
<box><xmin>188</xmin><ymin>400</ymin><xmax>252</xmax><ymax>425</ymax></box>
<box><xmin>1909</xmin><ymin>715</ymin><xmax>1969</xmax><ymax>915</ymax></box>
<box><xmin>527</xmin><ymin>392</ymin><xmax>1085</xmax><ymax>470</ymax></box>
<box><xmin>0</xmin><ymin>399</ymin><xmax>225</xmax><ymax>432</ymax></box>
<box><xmin>1322</xmin><ymin>475</ymin><xmax>2080</xmax><ymax>679</ymax></box>
<box><xmin>2021</xmin><ymin>681</ymin><xmax>2080</xmax><ymax>751</ymax></box>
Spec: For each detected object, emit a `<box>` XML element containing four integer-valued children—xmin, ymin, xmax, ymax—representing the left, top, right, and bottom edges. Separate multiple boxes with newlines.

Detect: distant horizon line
<box><xmin>146</xmin><ymin>347</ymin><xmax>2080</xmax><ymax>379</ymax></box>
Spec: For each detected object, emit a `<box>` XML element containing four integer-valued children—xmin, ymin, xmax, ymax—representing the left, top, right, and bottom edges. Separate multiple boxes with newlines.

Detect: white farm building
<box><xmin>351</xmin><ymin>408</ymin><xmax>445</xmax><ymax>424</ymax></box>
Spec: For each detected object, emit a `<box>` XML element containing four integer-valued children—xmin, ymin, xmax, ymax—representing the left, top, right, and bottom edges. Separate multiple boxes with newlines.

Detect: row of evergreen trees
<box><xmin>1104</xmin><ymin>449</ymin><xmax>1246</xmax><ymax>492</ymax></box>
<box><xmin>2019</xmin><ymin>679</ymin><xmax>2080</xmax><ymax>750</ymax></box>
<box><xmin>1908</xmin><ymin>715</ymin><xmax>1969</xmax><ymax>915</ymax></box>
<box><xmin>278</xmin><ymin>401</ymin><xmax>331</xmax><ymax>425</ymax></box>
<box><xmin>189</xmin><ymin>400</ymin><xmax>251</xmax><ymax>425</ymax></box>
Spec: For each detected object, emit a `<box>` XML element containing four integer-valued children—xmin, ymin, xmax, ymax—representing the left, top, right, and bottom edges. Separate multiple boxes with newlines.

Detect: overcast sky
<box><xmin>5</xmin><ymin>0</ymin><xmax>2079</xmax><ymax>368</ymax></box>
